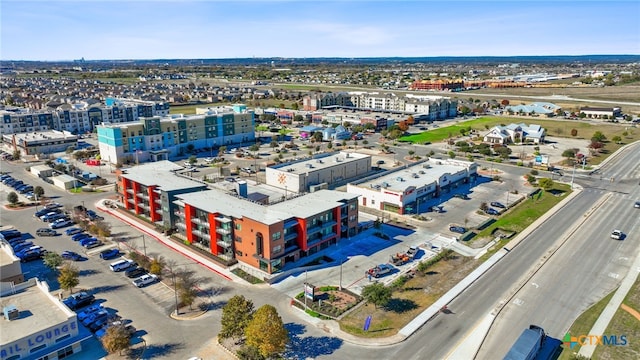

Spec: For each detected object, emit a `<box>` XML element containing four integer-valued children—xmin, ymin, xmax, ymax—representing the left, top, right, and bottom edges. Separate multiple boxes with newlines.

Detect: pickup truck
<box><xmin>365</xmin><ymin>264</ymin><xmax>394</xmax><ymax>278</ymax></box>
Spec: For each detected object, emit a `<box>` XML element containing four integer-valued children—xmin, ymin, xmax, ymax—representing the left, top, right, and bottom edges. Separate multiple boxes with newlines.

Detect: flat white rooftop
<box><xmin>270</xmin><ymin>151</ymin><xmax>370</xmax><ymax>175</ymax></box>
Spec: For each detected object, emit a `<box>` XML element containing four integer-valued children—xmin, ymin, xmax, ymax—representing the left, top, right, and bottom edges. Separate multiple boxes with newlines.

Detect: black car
<box><xmin>485</xmin><ymin>208</ymin><xmax>500</xmax><ymax>216</ymax></box>
<box><xmin>19</xmin><ymin>251</ymin><xmax>44</xmax><ymax>263</ymax></box>
<box><xmin>449</xmin><ymin>226</ymin><xmax>467</xmax><ymax>234</ymax></box>
<box><xmin>62</xmin><ymin>292</ymin><xmax>95</xmax><ymax>310</ymax></box>
<box><xmin>100</xmin><ymin>249</ymin><xmax>120</xmax><ymax>260</ymax></box>
<box><xmin>125</xmin><ymin>267</ymin><xmax>147</xmax><ymax>278</ymax></box>
<box><xmin>490</xmin><ymin>201</ymin><xmax>506</xmax><ymax>209</ymax></box>
<box><xmin>453</xmin><ymin>193</ymin><xmax>469</xmax><ymax>200</ymax></box>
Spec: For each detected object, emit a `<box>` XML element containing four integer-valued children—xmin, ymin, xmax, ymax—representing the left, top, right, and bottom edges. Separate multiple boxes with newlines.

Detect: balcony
<box><xmin>216</xmin><ymin>239</ymin><xmax>233</xmax><ymax>248</ymax></box>
<box><xmin>215</xmin><ymin>216</ymin><xmax>232</xmax><ymax>224</ymax></box>
<box><xmin>216</xmin><ymin>227</ymin><xmax>232</xmax><ymax>235</ymax></box>
<box><xmin>126</xmin><ymin>188</ymin><xmax>135</xmax><ymax>195</ymax></box>
<box><xmin>284</xmin><ymin>231</ymin><xmax>298</xmax><ymax>242</ymax></box>
<box><xmin>154</xmin><ymin>198</ymin><xmax>162</xmax><ymax>205</ymax></box>
<box><xmin>175</xmin><ymin>222</ymin><xmax>187</xmax><ymax>230</ymax></box>
<box><xmin>192</xmin><ymin>217</ymin><xmax>208</xmax><ymax>226</ymax></box>
<box><xmin>192</xmin><ymin>229</ymin><xmax>209</xmax><ymax>239</ymax></box>
<box><xmin>283</xmin><ymin>218</ymin><xmax>298</xmax><ymax>228</ymax></box>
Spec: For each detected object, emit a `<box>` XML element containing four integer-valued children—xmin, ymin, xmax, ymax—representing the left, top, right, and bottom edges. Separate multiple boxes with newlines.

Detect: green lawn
<box><xmin>476</xmin><ymin>184</ymin><xmax>572</xmax><ymax>261</ymax></box>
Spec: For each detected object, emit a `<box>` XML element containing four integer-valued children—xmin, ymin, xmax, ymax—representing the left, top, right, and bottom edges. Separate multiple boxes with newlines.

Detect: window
<box><xmin>235</xmin><ymin>236</ymin><xmax>242</xmax><ymax>243</ymax></box>
<box><xmin>56</xmin><ymin>334</ymin><xmax>71</xmax><ymax>342</ymax></box>
<box><xmin>57</xmin><ymin>345</ymin><xmax>74</xmax><ymax>359</ymax></box>
<box><xmin>30</xmin><ymin>344</ymin><xmax>46</xmax><ymax>353</ymax></box>
<box><xmin>371</xmin><ymin>199</ymin><xmax>375</xmax><ymax>205</ymax></box>
<box><xmin>273</xmin><ymin>245</ymin><xmax>282</xmax><ymax>254</ymax></box>
<box><xmin>236</xmin><ymin>250</ymin><xmax>243</xmax><ymax>257</ymax></box>
<box><xmin>272</xmin><ymin>232</ymin><xmax>281</xmax><ymax>241</ymax></box>
<box><xmin>235</xmin><ymin>223</ymin><xmax>241</xmax><ymax>230</ymax></box>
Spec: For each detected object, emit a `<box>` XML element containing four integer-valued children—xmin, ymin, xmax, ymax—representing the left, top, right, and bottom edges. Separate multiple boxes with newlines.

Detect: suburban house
<box><xmin>483</xmin><ymin>123</ymin><xmax>546</xmax><ymax>145</ymax></box>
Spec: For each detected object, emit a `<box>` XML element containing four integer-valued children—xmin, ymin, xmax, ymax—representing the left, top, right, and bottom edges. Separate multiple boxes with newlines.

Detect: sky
<box><xmin>2</xmin><ymin>0</ymin><xmax>639</xmax><ymax>61</ymax></box>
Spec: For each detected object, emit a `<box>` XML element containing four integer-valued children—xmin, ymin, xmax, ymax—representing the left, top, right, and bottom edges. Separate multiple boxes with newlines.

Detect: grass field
<box><xmin>398</xmin><ymin>116</ymin><xmax>640</xmax><ymax>165</ymax></box>
<box><xmin>476</xmin><ymin>184</ymin><xmax>572</xmax><ymax>261</ymax></box>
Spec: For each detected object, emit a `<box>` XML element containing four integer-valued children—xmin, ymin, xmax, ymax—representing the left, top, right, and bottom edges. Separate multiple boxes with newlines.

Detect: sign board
<box><xmin>363</xmin><ymin>315</ymin><xmax>372</xmax><ymax>331</ymax></box>
<box><xmin>304</xmin><ymin>283</ymin><xmax>315</xmax><ymax>301</ymax></box>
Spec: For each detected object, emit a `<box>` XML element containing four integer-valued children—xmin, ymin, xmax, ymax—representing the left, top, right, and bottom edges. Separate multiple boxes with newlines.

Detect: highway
<box><xmin>339</xmin><ymin>142</ymin><xmax>640</xmax><ymax>360</ymax></box>
<box><xmin>478</xmin><ymin>142</ymin><xmax>640</xmax><ymax>358</ymax></box>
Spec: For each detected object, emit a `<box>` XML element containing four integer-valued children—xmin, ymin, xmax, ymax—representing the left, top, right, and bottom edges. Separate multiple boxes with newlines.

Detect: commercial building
<box><xmin>0</xmin><ymin>242</ymin><xmax>23</xmax><ymax>284</ymax></box>
<box><xmin>410</xmin><ymin>79</ymin><xmax>465</xmax><ymax>91</ymax></box>
<box><xmin>2</xmin><ymin>130</ymin><xmax>78</xmax><ymax>156</ymax></box>
<box><xmin>0</xmin><ymin>279</ymin><xmax>92</xmax><ymax>360</ymax></box>
<box><xmin>483</xmin><ymin>123</ymin><xmax>546</xmax><ymax>145</ymax></box>
<box><xmin>97</xmin><ymin>104</ymin><xmax>255</xmax><ymax>165</ymax></box>
<box><xmin>174</xmin><ymin>189</ymin><xmax>359</xmax><ymax>274</ymax></box>
<box><xmin>265</xmin><ymin>152</ymin><xmax>371</xmax><ymax>193</ymax></box>
<box><xmin>347</xmin><ymin>159</ymin><xmax>478</xmax><ymax>214</ymax></box>
<box><xmin>579</xmin><ymin>106</ymin><xmax>622</xmax><ymax>119</ymax></box>
<box><xmin>115</xmin><ymin>161</ymin><xmax>208</xmax><ymax>229</ymax></box>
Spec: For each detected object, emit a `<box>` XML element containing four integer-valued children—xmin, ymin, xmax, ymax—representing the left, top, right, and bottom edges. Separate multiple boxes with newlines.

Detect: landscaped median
<box><xmin>333</xmin><ymin>183</ymin><xmax>573</xmax><ymax>338</ymax></box>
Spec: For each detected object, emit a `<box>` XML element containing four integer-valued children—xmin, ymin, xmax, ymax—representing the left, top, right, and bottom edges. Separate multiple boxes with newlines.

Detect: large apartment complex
<box><xmin>116</xmin><ymin>161</ymin><xmax>359</xmax><ymax>274</ymax></box>
<box><xmin>302</xmin><ymin>91</ymin><xmax>458</xmax><ymax>120</ymax></box>
<box><xmin>0</xmin><ymin>98</ymin><xmax>169</xmax><ymax>135</ymax></box>
<box><xmin>98</xmin><ymin>104</ymin><xmax>255</xmax><ymax>165</ymax></box>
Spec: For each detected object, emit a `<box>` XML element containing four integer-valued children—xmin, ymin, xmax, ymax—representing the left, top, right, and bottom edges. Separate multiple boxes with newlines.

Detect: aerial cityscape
<box><xmin>1</xmin><ymin>1</ymin><xmax>639</xmax><ymax>360</ymax></box>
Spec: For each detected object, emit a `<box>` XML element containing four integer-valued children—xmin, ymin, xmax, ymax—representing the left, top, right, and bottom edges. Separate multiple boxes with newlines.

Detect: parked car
<box><xmin>124</xmin><ymin>267</ymin><xmax>147</xmax><ymax>278</ymax></box>
<box><xmin>35</xmin><ymin>208</ymin><xmax>56</xmax><ymax>217</ymax></box>
<box><xmin>50</xmin><ymin>219</ymin><xmax>74</xmax><ymax>229</ymax></box>
<box><xmin>365</xmin><ymin>264</ymin><xmax>394</xmax><ymax>278</ymax></box>
<box><xmin>133</xmin><ymin>274</ymin><xmax>158</xmax><ymax>288</ymax></box>
<box><xmin>635</xmin><ymin>201</ymin><xmax>640</xmax><ymax>209</ymax></box>
<box><xmin>72</xmin><ymin>233</ymin><xmax>91</xmax><ymax>242</ymax></box>
<box><xmin>79</xmin><ymin>237</ymin><xmax>98</xmax><ymax>247</ymax></box>
<box><xmin>44</xmin><ymin>202</ymin><xmax>63</xmax><ymax>210</ymax></box>
<box><xmin>86</xmin><ymin>210</ymin><xmax>104</xmax><ymax>221</ymax></box>
<box><xmin>95</xmin><ymin>322</ymin><xmax>136</xmax><ymax>339</ymax></box>
<box><xmin>449</xmin><ymin>226</ymin><xmax>467</xmax><ymax>234</ymax></box>
<box><xmin>13</xmin><ymin>241</ymin><xmax>35</xmax><ymax>253</ymax></box>
<box><xmin>36</xmin><ymin>228</ymin><xmax>59</xmax><ymax>236</ymax></box>
<box><xmin>81</xmin><ymin>310</ymin><xmax>109</xmax><ymax>327</ymax></box>
<box><xmin>63</xmin><ymin>292</ymin><xmax>95</xmax><ymax>311</ymax></box>
<box><xmin>110</xmin><ymin>259</ymin><xmax>135</xmax><ymax>272</ymax></box>
<box><xmin>76</xmin><ymin>303</ymin><xmax>104</xmax><ymax>321</ymax></box>
<box><xmin>485</xmin><ymin>208</ymin><xmax>500</xmax><ymax>216</ymax></box>
<box><xmin>65</xmin><ymin>227</ymin><xmax>83</xmax><ymax>236</ymax></box>
<box><xmin>61</xmin><ymin>250</ymin><xmax>83</xmax><ymax>261</ymax></box>
<box><xmin>100</xmin><ymin>249</ymin><xmax>120</xmax><ymax>260</ymax></box>
<box><xmin>19</xmin><ymin>251</ymin><xmax>44</xmax><ymax>263</ymax></box>
<box><xmin>453</xmin><ymin>193</ymin><xmax>469</xmax><ymax>200</ymax></box>
<box><xmin>490</xmin><ymin>201</ymin><xmax>506</xmax><ymax>209</ymax></box>
<box><xmin>18</xmin><ymin>185</ymin><xmax>33</xmax><ymax>194</ymax></box>
<box><xmin>83</xmin><ymin>239</ymin><xmax>103</xmax><ymax>249</ymax></box>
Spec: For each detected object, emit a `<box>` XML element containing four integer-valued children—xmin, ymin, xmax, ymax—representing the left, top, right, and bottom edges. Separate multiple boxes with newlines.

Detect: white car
<box><xmin>634</xmin><ymin>201</ymin><xmax>640</xmax><ymax>209</ymax></box>
<box><xmin>611</xmin><ymin>230</ymin><xmax>623</xmax><ymax>240</ymax></box>
<box><xmin>133</xmin><ymin>274</ymin><xmax>158</xmax><ymax>288</ymax></box>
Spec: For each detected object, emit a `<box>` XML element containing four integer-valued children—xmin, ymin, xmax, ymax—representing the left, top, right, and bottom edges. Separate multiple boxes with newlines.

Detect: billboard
<box><xmin>304</xmin><ymin>283</ymin><xmax>315</xmax><ymax>301</ymax></box>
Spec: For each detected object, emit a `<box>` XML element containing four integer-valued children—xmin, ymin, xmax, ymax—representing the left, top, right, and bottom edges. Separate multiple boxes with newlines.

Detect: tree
<box><xmin>611</xmin><ymin>135</ymin><xmax>622</xmax><ymax>144</ymax></box>
<box><xmin>12</xmin><ymin>149</ymin><xmax>21</xmax><ymax>161</ymax></box>
<box><xmin>249</xmin><ymin>144</ymin><xmax>260</xmax><ymax>152</ymax></box>
<box><xmin>149</xmin><ymin>256</ymin><xmax>165</xmax><ymax>275</ymax></box>
<box><xmin>479</xmin><ymin>202</ymin><xmax>489</xmax><ymax>212</ymax></box>
<box><xmin>448</xmin><ymin>151</ymin><xmax>456</xmax><ymax>159</ymax></box>
<box><xmin>361</xmin><ymin>283</ymin><xmax>392</xmax><ymax>309</ymax></box>
<box><xmin>494</xmin><ymin>146</ymin><xmax>512</xmax><ymax>159</ymax></box>
<box><xmin>570</xmin><ymin>129</ymin><xmax>578</xmax><ymax>137</ymax></box>
<box><xmin>591</xmin><ymin>131</ymin><xmax>606</xmax><ymax>142</ymax></box>
<box><xmin>188</xmin><ymin>155</ymin><xmax>197</xmax><ymax>165</ymax></box>
<box><xmin>220</xmin><ymin>295</ymin><xmax>255</xmax><ymax>340</ymax></box>
<box><xmin>397</xmin><ymin>121</ymin><xmax>409</xmax><ymax>132</ymax></box>
<box><xmin>177</xmin><ymin>269</ymin><xmax>199</xmax><ymax>310</ymax></box>
<box><xmin>293</xmin><ymin>114</ymin><xmax>304</xmax><ymax>123</ymax></box>
<box><xmin>34</xmin><ymin>186</ymin><xmax>45</xmax><ymax>199</ymax></box>
<box><xmin>245</xmin><ymin>305</ymin><xmax>289</xmax><ymax>359</ymax></box>
<box><xmin>406</xmin><ymin>115</ymin><xmax>415</xmax><ymax>125</ymax></box>
<box><xmin>101</xmin><ymin>325</ymin><xmax>131</xmax><ymax>355</ymax></box>
<box><xmin>525</xmin><ymin>174</ymin><xmax>536</xmax><ymax>185</ymax></box>
<box><xmin>43</xmin><ymin>252</ymin><xmax>63</xmax><ymax>271</ymax></box>
<box><xmin>562</xmin><ymin>149</ymin><xmax>576</xmax><ymax>159</ymax></box>
<box><xmin>7</xmin><ymin>192</ymin><xmax>18</xmax><ymax>205</ymax></box>
<box><xmin>219</xmin><ymin>145</ymin><xmax>227</xmax><ymax>155</ymax></box>
<box><xmin>58</xmin><ymin>263</ymin><xmax>79</xmax><ymax>293</ymax></box>
<box><xmin>538</xmin><ymin>178</ymin><xmax>554</xmax><ymax>190</ymax></box>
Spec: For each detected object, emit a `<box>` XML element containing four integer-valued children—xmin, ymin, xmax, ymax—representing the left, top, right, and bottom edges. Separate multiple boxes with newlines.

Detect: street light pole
<box><xmin>570</xmin><ymin>164</ymin><xmax>576</xmax><ymax>190</ymax></box>
<box><xmin>142</xmin><ymin>235</ymin><xmax>147</xmax><ymax>258</ymax></box>
<box><xmin>172</xmin><ymin>272</ymin><xmax>180</xmax><ymax>315</ymax></box>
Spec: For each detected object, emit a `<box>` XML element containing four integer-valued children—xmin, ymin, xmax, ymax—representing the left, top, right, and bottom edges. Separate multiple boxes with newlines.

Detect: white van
<box><xmin>109</xmin><ymin>259</ymin><xmax>134</xmax><ymax>272</ymax></box>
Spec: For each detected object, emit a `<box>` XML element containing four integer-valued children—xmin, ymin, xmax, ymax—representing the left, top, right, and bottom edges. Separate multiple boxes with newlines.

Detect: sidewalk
<box><xmin>578</xmin><ymin>247</ymin><xmax>640</xmax><ymax>357</ymax></box>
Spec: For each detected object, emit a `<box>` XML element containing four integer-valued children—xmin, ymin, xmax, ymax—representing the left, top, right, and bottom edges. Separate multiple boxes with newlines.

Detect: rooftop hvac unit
<box><xmin>396</xmin><ymin>177</ymin><xmax>404</xmax><ymax>182</ymax></box>
<box><xmin>3</xmin><ymin>306</ymin><xmax>19</xmax><ymax>321</ymax></box>
<box><xmin>412</xmin><ymin>173</ymin><xmax>419</xmax><ymax>178</ymax></box>
<box><xmin>419</xmin><ymin>170</ymin><xmax>426</xmax><ymax>174</ymax></box>
<box><xmin>382</xmin><ymin>182</ymin><xmax>389</xmax><ymax>188</ymax></box>
<box><xmin>306</xmin><ymin>164</ymin><xmax>313</xmax><ymax>168</ymax></box>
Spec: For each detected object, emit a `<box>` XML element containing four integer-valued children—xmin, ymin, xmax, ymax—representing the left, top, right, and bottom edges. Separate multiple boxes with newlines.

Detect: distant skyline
<box><xmin>2</xmin><ymin>1</ymin><xmax>639</xmax><ymax>61</ymax></box>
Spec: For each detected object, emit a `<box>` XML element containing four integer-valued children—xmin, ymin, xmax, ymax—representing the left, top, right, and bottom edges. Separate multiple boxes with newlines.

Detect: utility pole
<box><xmin>142</xmin><ymin>235</ymin><xmax>147</xmax><ymax>258</ymax></box>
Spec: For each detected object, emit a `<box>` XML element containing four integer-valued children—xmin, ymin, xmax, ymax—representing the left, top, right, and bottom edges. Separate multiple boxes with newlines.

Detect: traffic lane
<box><xmin>374</xmin><ymin>191</ymin><xmax>601</xmax><ymax>360</ymax></box>
<box><xmin>479</xmin><ymin>195</ymin><xmax>640</xmax><ymax>358</ymax></box>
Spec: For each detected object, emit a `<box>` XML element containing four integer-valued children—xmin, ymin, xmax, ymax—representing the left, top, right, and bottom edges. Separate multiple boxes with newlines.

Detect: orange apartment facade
<box><xmin>115</xmin><ymin>161</ymin><xmax>360</xmax><ymax>274</ymax></box>
<box><xmin>174</xmin><ymin>189</ymin><xmax>359</xmax><ymax>274</ymax></box>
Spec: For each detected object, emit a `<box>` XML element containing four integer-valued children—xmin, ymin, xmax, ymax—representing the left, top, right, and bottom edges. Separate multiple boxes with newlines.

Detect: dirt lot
<box><xmin>339</xmin><ymin>254</ymin><xmax>478</xmax><ymax>338</ymax></box>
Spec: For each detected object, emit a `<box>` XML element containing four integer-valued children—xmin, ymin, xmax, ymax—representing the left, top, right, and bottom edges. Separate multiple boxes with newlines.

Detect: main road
<box><xmin>338</xmin><ymin>142</ymin><xmax>640</xmax><ymax>360</ymax></box>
